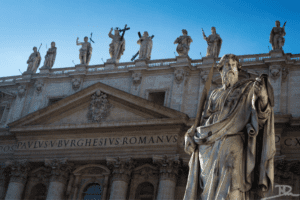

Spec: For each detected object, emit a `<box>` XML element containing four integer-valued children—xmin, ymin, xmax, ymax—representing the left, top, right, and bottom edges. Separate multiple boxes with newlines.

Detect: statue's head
<box><xmin>114</xmin><ymin>29</ymin><xmax>119</xmax><ymax>35</ymax></box>
<box><xmin>275</xmin><ymin>20</ymin><xmax>280</xmax><ymax>27</ymax></box>
<box><xmin>182</xmin><ymin>29</ymin><xmax>187</xmax><ymax>35</ymax></box>
<box><xmin>33</xmin><ymin>47</ymin><xmax>37</xmax><ymax>52</ymax></box>
<box><xmin>217</xmin><ymin>54</ymin><xmax>241</xmax><ymax>89</ymax></box>
<box><xmin>211</xmin><ymin>27</ymin><xmax>216</xmax><ymax>34</ymax></box>
<box><xmin>84</xmin><ymin>37</ymin><xmax>89</xmax><ymax>42</ymax></box>
<box><xmin>143</xmin><ymin>31</ymin><xmax>149</xmax><ymax>37</ymax></box>
<box><xmin>51</xmin><ymin>42</ymin><xmax>55</xmax><ymax>48</ymax></box>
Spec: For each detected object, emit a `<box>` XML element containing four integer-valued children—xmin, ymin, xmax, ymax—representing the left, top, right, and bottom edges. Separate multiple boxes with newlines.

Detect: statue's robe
<box><xmin>109</xmin><ymin>33</ymin><xmax>125</xmax><ymax>61</ymax></box>
<box><xmin>206</xmin><ymin>34</ymin><xmax>222</xmax><ymax>58</ymax></box>
<box><xmin>27</xmin><ymin>52</ymin><xmax>41</xmax><ymax>73</ymax></box>
<box><xmin>184</xmin><ymin>78</ymin><xmax>275</xmax><ymax>200</ymax></box>
<box><xmin>138</xmin><ymin>37</ymin><xmax>153</xmax><ymax>60</ymax></box>
<box><xmin>269</xmin><ymin>27</ymin><xmax>286</xmax><ymax>50</ymax></box>
<box><xmin>175</xmin><ymin>35</ymin><xmax>193</xmax><ymax>56</ymax></box>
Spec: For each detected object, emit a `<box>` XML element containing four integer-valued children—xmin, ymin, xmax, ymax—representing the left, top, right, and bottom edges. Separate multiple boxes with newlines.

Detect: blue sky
<box><xmin>1</xmin><ymin>0</ymin><xmax>299</xmax><ymax>77</ymax></box>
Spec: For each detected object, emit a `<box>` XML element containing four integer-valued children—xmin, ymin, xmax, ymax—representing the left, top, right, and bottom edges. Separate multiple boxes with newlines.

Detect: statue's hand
<box><xmin>184</xmin><ymin>133</ymin><xmax>196</xmax><ymax>154</ymax></box>
<box><xmin>254</xmin><ymin>78</ymin><xmax>268</xmax><ymax>104</ymax></box>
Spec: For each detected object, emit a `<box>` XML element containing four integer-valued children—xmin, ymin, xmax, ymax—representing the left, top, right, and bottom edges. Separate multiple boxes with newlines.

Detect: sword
<box><xmin>187</xmin><ymin>61</ymin><xmax>215</xmax><ymax>137</ymax></box>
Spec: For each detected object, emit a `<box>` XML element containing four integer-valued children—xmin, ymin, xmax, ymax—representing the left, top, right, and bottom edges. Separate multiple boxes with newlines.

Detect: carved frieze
<box><xmin>107</xmin><ymin>157</ymin><xmax>135</xmax><ymax>183</ymax></box>
<box><xmin>269</xmin><ymin>65</ymin><xmax>281</xmax><ymax>79</ymax></box>
<box><xmin>153</xmin><ymin>155</ymin><xmax>180</xmax><ymax>182</ymax></box>
<box><xmin>45</xmin><ymin>158</ymin><xmax>73</xmax><ymax>184</ymax></box>
<box><xmin>72</xmin><ymin>78</ymin><xmax>81</xmax><ymax>90</ymax></box>
<box><xmin>87</xmin><ymin>90</ymin><xmax>112</xmax><ymax>123</ymax></box>
<box><xmin>17</xmin><ymin>85</ymin><xmax>26</xmax><ymax>98</ymax></box>
<box><xmin>132</xmin><ymin>72</ymin><xmax>142</xmax><ymax>88</ymax></box>
<box><xmin>35</xmin><ymin>80</ymin><xmax>44</xmax><ymax>94</ymax></box>
<box><xmin>174</xmin><ymin>69</ymin><xmax>189</xmax><ymax>84</ymax></box>
<box><xmin>5</xmin><ymin>159</ymin><xmax>30</xmax><ymax>185</ymax></box>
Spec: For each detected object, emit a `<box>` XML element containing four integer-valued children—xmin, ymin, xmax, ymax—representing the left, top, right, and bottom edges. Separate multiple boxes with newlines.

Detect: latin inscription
<box><xmin>17</xmin><ymin>134</ymin><xmax>178</xmax><ymax>150</ymax></box>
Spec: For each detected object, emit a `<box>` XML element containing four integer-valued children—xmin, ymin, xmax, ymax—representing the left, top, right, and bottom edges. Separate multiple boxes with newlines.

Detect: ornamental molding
<box><xmin>269</xmin><ymin>65</ymin><xmax>282</xmax><ymax>79</ymax></box>
<box><xmin>152</xmin><ymin>155</ymin><xmax>180</xmax><ymax>182</ymax></box>
<box><xmin>5</xmin><ymin>159</ymin><xmax>31</xmax><ymax>185</ymax></box>
<box><xmin>174</xmin><ymin>69</ymin><xmax>189</xmax><ymax>84</ymax></box>
<box><xmin>87</xmin><ymin>90</ymin><xmax>112</xmax><ymax>123</ymax></box>
<box><xmin>106</xmin><ymin>157</ymin><xmax>135</xmax><ymax>183</ymax></box>
<box><xmin>45</xmin><ymin>158</ymin><xmax>73</xmax><ymax>184</ymax></box>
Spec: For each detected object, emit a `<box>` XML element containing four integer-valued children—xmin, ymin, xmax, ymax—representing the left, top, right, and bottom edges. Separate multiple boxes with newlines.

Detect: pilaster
<box><xmin>5</xmin><ymin>160</ymin><xmax>30</xmax><ymax>200</ymax></box>
<box><xmin>107</xmin><ymin>157</ymin><xmax>135</xmax><ymax>200</ymax></box>
<box><xmin>45</xmin><ymin>158</ymin><xmax>73</xmax><ymax>200</ymax></box>
<box><xmin>153</xmin><ymin>155</ymin><xmax>180</xmax><ymax>200</ymax></box>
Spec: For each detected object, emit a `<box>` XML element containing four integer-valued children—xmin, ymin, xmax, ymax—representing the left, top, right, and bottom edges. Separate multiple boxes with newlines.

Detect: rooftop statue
<box><xmin>202</xmin><ymin>27</ymin><xmax>222</xmax><ymax>58</ymax></box>
<box><xmin>174</xmin><ymin>29</ymin><xmax>193</xmax><ymax>56</ymax></box>
<box><xmin>24</xmin><ymin>46</ymin><xmax>41</xmax><ymax>74</ymax></box>
<box><xmin>40</xmin><ymin>42</ymin><xmax>57</xmax><ymax>69</ymax></box>
<box><xmin>184</xmin><ymin>54</ymin><xmax>275</xmax><ymax>200</ymax></box>
<box><xmin>76</xmin><ymin>36</ymin><xmax>92</xmax><ymax>65</ymax></box>
<box><xmin>137</xmin><ymin>31</ymin><xmax>153</xmax><ymax>60</ymax></box>
<box><xmin>270</xmin><ymin>20</ymin><xmax>286</xmax><ymax>51</ymax></box>
<box><xmin>107</xmin><ymin>25</ymin><xmax>129</xmax><ymax>63</ymax></box>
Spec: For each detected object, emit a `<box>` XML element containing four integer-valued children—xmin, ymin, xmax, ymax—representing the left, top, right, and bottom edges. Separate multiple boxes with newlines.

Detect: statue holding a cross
<box><xmin>107</xmin><ymin>24</ymin><xmax>130</xmax><ymax>63</ymax></box>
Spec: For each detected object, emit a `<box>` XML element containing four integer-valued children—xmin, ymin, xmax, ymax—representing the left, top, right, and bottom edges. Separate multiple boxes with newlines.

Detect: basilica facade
<box><xmin>0</xmin><ymin>50</ymin><xmax>300</xmax><ymax>200</ymax></box>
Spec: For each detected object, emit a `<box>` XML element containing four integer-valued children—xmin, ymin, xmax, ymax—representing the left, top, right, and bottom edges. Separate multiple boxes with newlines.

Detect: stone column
<box><xmin>45</xmin><ymin>158</ymin><xmax>73</xmax><ymax>200</ymax></box>
<box><xmin>107</xmin><ymin>157</ymin><xmax>135</xmax><ymax>200</ymax></box>
<box><xmin>4</xmin><ymin>160</ymin><xmax>30</xmax><ymax>200</ymax></box>
<box><xmin>153</xmin><ymin>155</ymin><xmax>180</xmax><ymax>200</ymax></box>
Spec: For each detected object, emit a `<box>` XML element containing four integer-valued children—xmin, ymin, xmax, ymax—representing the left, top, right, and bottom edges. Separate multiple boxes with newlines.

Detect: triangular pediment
<box><xmin>9</xmin><ymin>82</ymin><xmax>188</xmax><ymax>131</ymax></box>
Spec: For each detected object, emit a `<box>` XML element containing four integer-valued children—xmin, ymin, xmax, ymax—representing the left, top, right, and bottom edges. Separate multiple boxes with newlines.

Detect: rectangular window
<box><xmin>148</xmin><ymin>92</ymin><xmax>165</xmax><ymax>106</ymax></box>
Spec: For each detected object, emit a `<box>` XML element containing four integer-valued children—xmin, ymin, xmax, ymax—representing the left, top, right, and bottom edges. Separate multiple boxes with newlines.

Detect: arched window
<box><xmin>83</xmin><ymin>183</ymin><xmax>102</xmax><ymax>200</ymax></box>
<box><xmin>28</xmin><ymin>183</ymin><xmax>47</xmax><ymax>200</ymax></box>
<box><xmin>135</xmin><ymin>182</ymin><xmax>154</xmax><ymax>200</ymax></box>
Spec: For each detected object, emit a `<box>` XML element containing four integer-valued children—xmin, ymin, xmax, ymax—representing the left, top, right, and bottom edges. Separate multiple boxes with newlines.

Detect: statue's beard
<box><xmin>222</xmin><ymin>71</ymin><xmax>238</xmax><ymax>89</ymax></box>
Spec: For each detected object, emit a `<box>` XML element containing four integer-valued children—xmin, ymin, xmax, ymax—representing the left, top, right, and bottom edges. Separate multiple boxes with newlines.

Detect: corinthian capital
<box><xmin>153</xmin><ymin>155</ymin><xmax>180</xmax><ymax>182</ymax></box>
<box><xmin>45</xmin><ymin>158</ymin><xmax>73</xmax><ymax>184</ymax></box>
<box><xmin>106</xmin><ymin>157</ymin><xmax>135</xmax><ymax>183</ymax></box>
<box><xmin>5</xmin><ymin>159</ymin><xmax>30</xmax><ymax>185</ymax></box>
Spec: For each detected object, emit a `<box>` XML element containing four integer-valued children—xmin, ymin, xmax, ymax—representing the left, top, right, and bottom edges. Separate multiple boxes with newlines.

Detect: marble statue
<box><xmin>41</xmin><ymin>42</ymin><xmax>57</xmax><ymax>69</ymax></box>
<box><xmin>107</xmin><ymin>28</ymin><xmax>125</xmax><ymax>63</ymax></box>
<box><xmin>137</xmin><ymin>31</ymin><xmax>153</xmax><ymax>60</ymax></box>
<box><xmin>174</xmin><ymin>29</ymin><xmax>193</xmax><ymax>56</ymax></box>
<box><xmin>184</xmin><ymin>54</ymin><xmax>275</xmax><ymax>200</ymax></box>
<box><xmin>202</xmin><ymin>27</ymin><xmax>222</xmax><ymax>58</ymax></box>
<box><xmin>24</xmin><ymin>46</ymin><xmax>41</xmax><ymax>74</ymax></box>
<box><xmin>76</xmin><ymin>36</ymin><xmax>92</xmax><ymax>65</ymax></box>
<box><xmin>270</xmin><ymin>20</ymin><xmax>286</xmax><ymax>50</ymax></box>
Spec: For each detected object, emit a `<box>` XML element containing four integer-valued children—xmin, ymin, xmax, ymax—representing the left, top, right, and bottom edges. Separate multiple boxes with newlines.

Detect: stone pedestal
<box><xmin>75</xmin><ymin>64</ymin><xmax>87</xmax><ymax>71</ymax></box>
<box><xmin>39</xmin><ymin>68</ymin><xmax>50</xmax><ymax>74</ymax></box>
<box><xmin>176</xmin><ymin>55</ymin><xmax>190</xmax><ymax>63</ymax></box>
<box><xmin>202</xmin><ymin>56</ymin><xmax>216</xmax><ymax>64</ymax></box>
<box><xmin>135</xmin><ymin>59</ymin><xmax>147</xmax><ymax>67</ymax></box>
<box><xmin>153</xmin><ymin>155</ymin><xmax>179</xmax><ymax>200</ymax></box>
<box><xmin>106</xmin><ymin>58</ymin><xmax>119</xmax><ymax>64</ymax></box>
<box><xmin>270</xmin><ymin>50</ymin><xmax>284</xmax><ymax>58</ymax></box>
<box><xmin>107</xmin><ymin>157</ymin><xmax>135</xmax><ymax>200</ymax></box>
<box><xmin>45</xmin><ymin>158</ymin><xmax>73</xmax><ymax>200</ymax></box>
<box><xmin>4</xmin><ymin>160</ymin><xmax>30</xmax><ymax>200</ymax></box>
<box><xmin>104</xmin><ymin>62</ymin><xmax>117</xmax><ymax>70</ymax></box>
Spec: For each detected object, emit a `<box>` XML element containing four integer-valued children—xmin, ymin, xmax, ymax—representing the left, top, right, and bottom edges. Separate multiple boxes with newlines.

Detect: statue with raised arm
<box><xmin>202</xmin><ymin>27</ymin><xmax>222</xmax><ymax>58</ymax></box>
<box><xmin>24</xmin><ymin>46</ymin><xmax>41</xmax><ymax>74</ymax></box>
<box><xmin>270</xmin><ymin>20</ymin><xmax>286</xmax><ymax>51</ymax></box>
<box><xmin>184</xmin><ymin>54</ymin><xmax>275</xmax><ymax>200</ymax></box>
<box><xmin>41</xmin><ymin>41</ymin><xmax>57</xmax><ymax>69</ymax></box>
<box><xmin>107</xmin><ymin>26</ymin><xmax>128</xmax><ymax>63</ymax></box>
<box><xmin>137</xmin><ymin>31</ymin><xmax>153</xmax><ymax>60</ymax></box>
<box><xmin>174</xmin><ymin>29</ymin><xmax>193</xmax><ymax>56</ymax></box>
<box><xmin>76</xmin><ymin>36</ymin><xmax>92</xmax><ymax>65</ymax></box>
